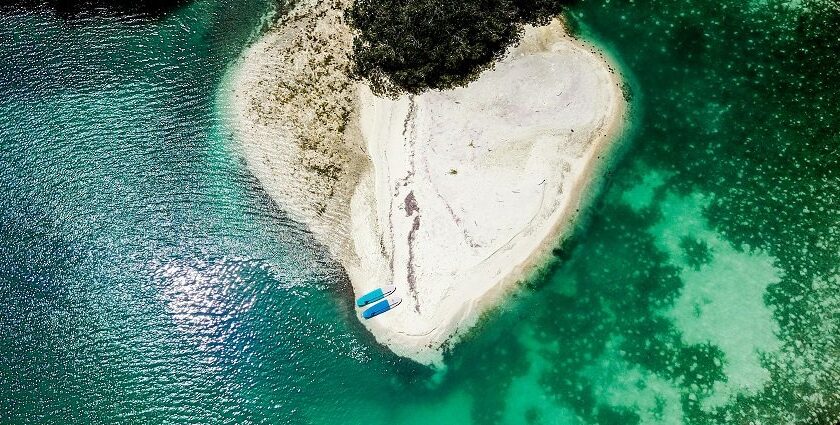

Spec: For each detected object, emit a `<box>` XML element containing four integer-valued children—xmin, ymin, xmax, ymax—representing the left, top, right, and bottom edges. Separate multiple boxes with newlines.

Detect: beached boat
<box><xmin>356</xmin><ymin>285</ymin><xmax>397</xmax><ymax>307</ymax></box>
<box><xmin>363</xmin><ymin>296</ymin><xmax>402</xmax><ymax>319</ymax></box>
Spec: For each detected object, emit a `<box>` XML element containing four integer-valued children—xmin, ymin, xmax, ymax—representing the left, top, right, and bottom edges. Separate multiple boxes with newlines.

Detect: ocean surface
<box><xmin>0</xmin><ymin>0</ymin><xmax>837</xmax><ymax>424</ymax></box>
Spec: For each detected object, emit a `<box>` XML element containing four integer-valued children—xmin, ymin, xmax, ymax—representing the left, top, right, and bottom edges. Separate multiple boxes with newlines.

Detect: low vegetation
<box><xmin>346</xmin><ymin>0</ymin><xmax>574</xmax><ymax>95</ymax></box>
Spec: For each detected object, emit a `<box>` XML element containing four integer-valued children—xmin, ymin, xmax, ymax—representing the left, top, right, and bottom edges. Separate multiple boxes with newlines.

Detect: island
<box><xmin>222</xmin><ymin>0</ymin><xmax>627</xmax><ymax>366</ymax></box>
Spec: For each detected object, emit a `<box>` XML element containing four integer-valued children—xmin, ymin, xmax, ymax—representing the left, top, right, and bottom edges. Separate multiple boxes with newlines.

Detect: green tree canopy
<box><xmin>347</xmin><ymin>0</ymin><xmax>574</xmax><ymax>96</ymax></box>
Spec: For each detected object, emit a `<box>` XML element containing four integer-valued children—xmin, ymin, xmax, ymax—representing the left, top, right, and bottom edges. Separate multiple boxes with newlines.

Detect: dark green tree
<box><xmin>347</xmin><ymin>0</ymin><xmax>574</xmax><ymax>96</ymax></box>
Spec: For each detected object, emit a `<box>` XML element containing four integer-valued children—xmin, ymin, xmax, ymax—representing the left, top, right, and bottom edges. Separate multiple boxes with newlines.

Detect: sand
<box><xmin>223</xmin><ymin>0</ymin><xmax>628</xmax><ymax>366</ymax></box>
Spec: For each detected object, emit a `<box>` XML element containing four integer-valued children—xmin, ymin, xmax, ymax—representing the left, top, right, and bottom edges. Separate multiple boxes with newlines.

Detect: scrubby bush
<box><xmin>346</xmin><ymin>0</ymin><xmax>573</xmax><ymax>95</ymax></box>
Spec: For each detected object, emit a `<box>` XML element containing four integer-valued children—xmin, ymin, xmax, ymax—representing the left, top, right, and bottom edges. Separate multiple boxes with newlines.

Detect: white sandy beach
<box><xmin>223</xmin><ymin>0</ymin><xmax>627</xmax><ymax>366</ymax></box>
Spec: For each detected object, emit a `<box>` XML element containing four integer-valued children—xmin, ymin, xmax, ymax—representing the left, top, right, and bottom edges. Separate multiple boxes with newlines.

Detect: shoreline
<box><xmin>219</xmin><ymin>0</ymin><xmax>368</xmax><ymax>268</ymax></box>
<box><xmin>221</xmin><ymin>1</ymin><xmax>628</xmax><ymax>366</ymax></box>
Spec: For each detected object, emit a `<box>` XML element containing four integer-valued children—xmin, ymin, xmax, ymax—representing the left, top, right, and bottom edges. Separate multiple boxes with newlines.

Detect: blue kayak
<box><xmin>356</xmin><ymin>285</ymin><xmax>397</xmax><ymax>307</ymax></box>
<box><xmin>363</xmin><ymin>296</ymin><xmax>402</xmax><ymax>319</ymax></box>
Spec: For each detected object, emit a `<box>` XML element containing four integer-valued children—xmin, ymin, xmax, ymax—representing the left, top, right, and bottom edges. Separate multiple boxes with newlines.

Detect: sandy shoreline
<box><xmin>222</xmin><ymin>1</ymin><xmax>628</xmax><ymax>366</ymax></box>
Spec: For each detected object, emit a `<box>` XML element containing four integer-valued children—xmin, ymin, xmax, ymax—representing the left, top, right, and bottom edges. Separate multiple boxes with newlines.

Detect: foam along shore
<box><xmin>223</xmin><ymin>0</ymin><xmax>627</xmax><ymax>366</ymax></box>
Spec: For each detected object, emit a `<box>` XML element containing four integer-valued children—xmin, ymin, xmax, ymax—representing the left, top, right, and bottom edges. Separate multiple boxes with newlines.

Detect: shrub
<box><xmin>347</xmin><ymin>0</ymin><xmax>573</xmax><ymax>95</ymax></box>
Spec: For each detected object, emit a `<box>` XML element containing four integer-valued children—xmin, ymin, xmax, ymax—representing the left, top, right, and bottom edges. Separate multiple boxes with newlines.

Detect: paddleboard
<box><xmin>356</xmin><ymin>285</ymin><xmax>397</xmax><ymax>307</ymax></box>
<box><xmin>362</xmin><ymin>296</ymin><xmax>402</xmax><ymax>319</ymax></box>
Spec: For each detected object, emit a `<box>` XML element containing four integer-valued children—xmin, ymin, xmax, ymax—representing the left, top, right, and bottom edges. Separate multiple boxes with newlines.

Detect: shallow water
<box><xmin>0</xmin><ymin>0</ymin><xmax>837</xmax><ymax>424</ymax></box>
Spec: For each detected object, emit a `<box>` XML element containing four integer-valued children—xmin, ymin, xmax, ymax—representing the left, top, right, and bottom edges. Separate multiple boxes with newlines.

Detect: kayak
<box><xmin>356</xmin><ymin>285</ymin><xmax>397</xmax><ymax>307</ymax></box>
<box><xmin>362</xmin><ymin>296</ymin><xmax>402</xmax><ymax>319</ymax></box>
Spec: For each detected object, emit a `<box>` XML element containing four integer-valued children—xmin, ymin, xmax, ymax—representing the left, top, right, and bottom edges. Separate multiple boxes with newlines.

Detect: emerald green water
<box><xmin>0</xmin><ymin>1</ymin><xmax>837</xmax><ymax>424</ymax></box>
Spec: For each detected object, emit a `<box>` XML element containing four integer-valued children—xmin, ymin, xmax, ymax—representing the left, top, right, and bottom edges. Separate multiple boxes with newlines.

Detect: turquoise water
<box><xmin>1</xmin><ymin>1</ymin><xmax>838</xmax><ymax>424</ymax></box>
